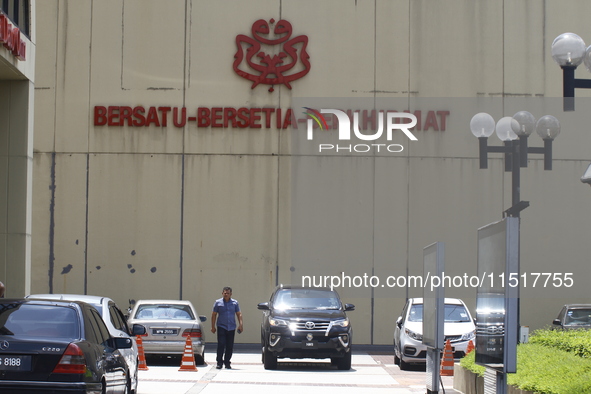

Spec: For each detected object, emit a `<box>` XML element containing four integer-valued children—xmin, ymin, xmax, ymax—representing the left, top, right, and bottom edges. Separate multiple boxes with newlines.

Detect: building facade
<box><xmin>23</xmin><ymin>0</ymin><xmax>591</xmax><ymax>345</ymax></box>
<box><xmin>0</xmin><ymin>0</ymin><xmax>35</xmax><ymax>297</ymax></box>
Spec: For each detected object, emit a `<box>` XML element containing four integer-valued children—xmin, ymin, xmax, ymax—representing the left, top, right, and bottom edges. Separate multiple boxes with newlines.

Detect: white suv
<box><xmin>393</xmin><ymin>297</ymin><xmax>475</xmax><ymax>370</ymax></box>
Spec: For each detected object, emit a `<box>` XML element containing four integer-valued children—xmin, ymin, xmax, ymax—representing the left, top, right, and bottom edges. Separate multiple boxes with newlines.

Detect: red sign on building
<box><xmin>0</xmin><ymin>12</ymin><xmax>26</xmax><ymax>61</ymax></box>
<box><xmin>233</xmin><ymin>19</ymin><xmax>310</xmax><ymax>92</ymax></box>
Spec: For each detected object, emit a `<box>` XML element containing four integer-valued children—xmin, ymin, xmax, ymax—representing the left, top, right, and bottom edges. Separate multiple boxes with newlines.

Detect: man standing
<box><xmin>211</xmin><ymin>286</ymin><xmax>243</xmax><ymax>369</ymax></box>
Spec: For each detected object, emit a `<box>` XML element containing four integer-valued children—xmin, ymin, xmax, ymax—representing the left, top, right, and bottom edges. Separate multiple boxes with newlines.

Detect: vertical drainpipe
<box><xmin>84</xmin><ymin>153</ymin><xmax>90</xmax><ymax>294</ymax></box>
<box><xmin>179</xmin><ymin>154</ymin><xmax>185</xmax><ymax>300</ymax></box>
<box><xmin>48</xmin><ymin>152</ymin><xmax>56</xmax><ymax>293</ymax></box>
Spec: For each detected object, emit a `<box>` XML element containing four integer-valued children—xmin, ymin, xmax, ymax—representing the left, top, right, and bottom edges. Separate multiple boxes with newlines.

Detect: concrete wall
<box><xmin>30</xmin><ymin>0</ymin><xmax>591</xmax><ymax>345</ymax></box>
<box><xmin>0</xmin><ymin>0</ymin><xmax>35</xmax><ymax>297</ymax></box>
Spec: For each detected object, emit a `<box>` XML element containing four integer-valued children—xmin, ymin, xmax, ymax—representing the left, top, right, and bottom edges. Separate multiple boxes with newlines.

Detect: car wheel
<box><xmin>399</xmin><ymin>358</ymin><xmax>410</xmax><ymax>370</ymax></box>
<box><xmin>336</xmin><ymin>351</ymin><xmax>352</xmax><ymax>370</ymax></box>
<box><xmin>194</xmin><ymin>353</ymin><xmax>205</xmax><ymax>366</ymax></box>
<box><xmin>124</xmin><ymin>376</ymin><xmax>131</xmax><ymax>394</ymax></box>
<box><xmin>263</xmin><ymin>348</ymin><xmax>277</xmax><ymax>370</ymax></box>
<box><xmin>393</xmin><ymin>340</ymin><xmax>400</xmax><ymax>365</ymax></box>
<box><xmin>131</xmin><ymin>365</ymin><xmax>138</xmax><ymax>394</ymax></box>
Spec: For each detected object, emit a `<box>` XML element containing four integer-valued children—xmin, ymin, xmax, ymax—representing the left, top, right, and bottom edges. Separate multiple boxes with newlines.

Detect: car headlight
<box><xmin>269</xmin><ymin>318</ymin><xmax>288</xmax><ymax>327</ymax></box>
<box><xmin>404</xmin><ymin>328</ymin><xmax>423</xmax><ymax>341</ymax></box>
<box><xmin>333</xmin><ymin>318</ymin><xmax>350</xmax><ymax>328</ymax></box>
<box><xmin>460</xmin><ymin>330</ymin><xmax>476</xmax><ymax>341</ymax></box>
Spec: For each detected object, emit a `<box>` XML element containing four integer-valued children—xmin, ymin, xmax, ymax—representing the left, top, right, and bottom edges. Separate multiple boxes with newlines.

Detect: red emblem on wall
<box><xmin>233</xmin><ymin>19</ymin><xmax>310</xmax><ymax>92</ymax></box>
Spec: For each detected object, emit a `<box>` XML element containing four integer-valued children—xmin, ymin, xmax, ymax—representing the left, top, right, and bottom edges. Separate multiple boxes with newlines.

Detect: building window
<box><xmin>1</xmin><ymin>0</ymin><xmax>30</xmax><ymax>38</ymax></box>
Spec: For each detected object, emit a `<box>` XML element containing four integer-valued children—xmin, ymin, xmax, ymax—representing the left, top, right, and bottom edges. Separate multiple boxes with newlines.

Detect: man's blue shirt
<box><xmin>213</xmin><ymin>298</ymin><xmax>240</xmax><ymax>330</ymax></box>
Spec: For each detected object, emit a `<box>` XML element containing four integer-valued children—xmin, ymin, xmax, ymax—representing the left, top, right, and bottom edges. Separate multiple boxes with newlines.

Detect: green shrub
<box><xmin>529</xmin><ymin>328</ymin><xmax>591</xmax><ymax>358</ymax></box>
<box><xmin>507</xmin><ymin>343</ymin><xmax>591</xmax><ymax>394</ymax></box>
<box><xmin>459</xmin><ymin>341</ymin><xmax>591</xmax><ymax>393</ymax></box>
<box><xmin>459</xmin><ymin>350</ymin><xmax>485</xmax><ymax>377</ymax></box>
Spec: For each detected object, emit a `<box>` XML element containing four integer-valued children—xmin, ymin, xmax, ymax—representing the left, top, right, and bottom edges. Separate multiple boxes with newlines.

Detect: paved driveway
<box><xmin>137</xmin><ymin>346</ymin><xmax>459</xmax><ymax>394</ymax></box>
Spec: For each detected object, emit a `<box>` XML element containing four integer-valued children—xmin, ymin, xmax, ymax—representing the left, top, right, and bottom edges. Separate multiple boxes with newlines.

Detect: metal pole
<box><xmin>479</xmin><ymin>137</ymin><xmax>488</xmax><ymax>169</ymax></box>
<box><xmin>511</xmin><ymin>141</ymin><xmax>520</xmax><ymax>218</ymax></box>
<box><xmin>544</xmin><ymin>139</ymin><xmax>553</xmax><ymax>171</ymax></box>
<box><xmin>562</xmin><ymin>66</ymin><xmax>576</xmax><ymax>111</ymax></box>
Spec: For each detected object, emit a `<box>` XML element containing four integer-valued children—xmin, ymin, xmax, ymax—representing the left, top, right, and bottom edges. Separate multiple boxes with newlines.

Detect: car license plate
<box><xmin>0</xmin><ymin>355</ymin><xmax>31</xmax><ymax>371</ymax></box>
<box><xmin>152</xmin><ymin>329</ymin><xmax>178</xmax><ymax>335</ymax></box>
<box><xmin>305</xmin><ymin>342</ymin><xmax>314</xmax><ymax>347</ymax></box>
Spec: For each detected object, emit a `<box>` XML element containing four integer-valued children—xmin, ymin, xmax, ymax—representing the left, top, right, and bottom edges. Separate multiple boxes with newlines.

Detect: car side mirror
<box><xmin>257</xmin><ymin>302</ymin><xmax>270</xmax><ymax>310</ymax></box>
<box><xmin>552</xmin><ymin>319</ymin><xmax>562</xmax><ymax>326</ymax></box>
<box><xmin>112</xmin><ymin>337</ymin><xmax>133</xmax><ymax>349</ymax></box>
<box><xmin>344</xmin><ymin>303</ymin><xmax>355</xmax><ymax>311</ymax></box>
<box><xmin>131</xmin><ymin>324</ymin><xmax>146</xmax><ymax>336</ymax></box>
<box><xmin>396</xmin><ymin>316</ymin><xmax>402</xmax><ymax>328</ymax></box>
<box><xmin>199</xmin><ymin>315</ymin><xmax>207</xmax><ymax>322</ymax></box>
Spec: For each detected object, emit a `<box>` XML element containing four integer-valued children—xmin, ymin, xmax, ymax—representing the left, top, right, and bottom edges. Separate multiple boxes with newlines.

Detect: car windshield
<box><xmin>0</xmin><ymin>303</ymin><xmax>79</xmax><ymax>338</ymax></box>
<box><xmin>565</xmin><ymin>308</ymin><xmax>591</xmax><ymax>326</ymax></box>
<box><xmin>134</xmin><ymin>304</ymin><xmax>195</xmax><ymax>320</ymax></box>
<box><xmin>408</xmin><ymin>304</ymin><xmax>471</xmax><ymax>322</ymax></box>
<box><xmin>273</xmin><ymin>289</ymin><xmax>341</xmax><ymax>310</ymax></box>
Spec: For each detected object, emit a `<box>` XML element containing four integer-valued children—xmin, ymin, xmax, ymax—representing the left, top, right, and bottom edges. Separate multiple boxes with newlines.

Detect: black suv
<box><xmin>257</xmin><ymin>285</ymin><xmax>355</xmax><ymax>370</ymax></box>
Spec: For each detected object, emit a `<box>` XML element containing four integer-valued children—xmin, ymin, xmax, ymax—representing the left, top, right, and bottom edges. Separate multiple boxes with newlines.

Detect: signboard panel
<box><xmin>475</xmin><ymin>218</ymin><xmax>518</xmax><ymax>374</ymax></box>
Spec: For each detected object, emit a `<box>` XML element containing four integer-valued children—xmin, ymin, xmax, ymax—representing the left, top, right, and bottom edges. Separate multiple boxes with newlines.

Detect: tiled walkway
<box><xmin>136</xmin><ymin>347</ymin><xmax>460</xmax><ymax>394</ymax></box>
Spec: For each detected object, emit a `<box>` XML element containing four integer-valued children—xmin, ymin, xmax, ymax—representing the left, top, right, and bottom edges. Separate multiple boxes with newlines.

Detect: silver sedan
<box><xmin>128</xmin><ymin>299</ymin><xmax>207</xmax><ymax>365</ymax></box>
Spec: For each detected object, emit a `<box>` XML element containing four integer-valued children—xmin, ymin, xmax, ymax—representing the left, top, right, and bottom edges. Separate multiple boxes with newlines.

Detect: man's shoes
<box><xmin>216</xmin><ymin>364</ymin><xmax>223</xmax><ymax>369</ymax></box>
<box><xmin>225</xmin><ymin>364</ymin><xmax>232</xmax><ymax>369</ymax></box>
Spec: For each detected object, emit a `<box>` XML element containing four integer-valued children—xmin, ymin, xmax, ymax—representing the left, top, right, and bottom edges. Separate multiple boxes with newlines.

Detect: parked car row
<box><xmin>1</xmin><ymin>287</ymin><xmax>586</xmax><ymax>392</ymax></box>
<box><xmin>0</xmin><ymin>294</ymin><xmax>207</xmax><ymax>393</ymax></box>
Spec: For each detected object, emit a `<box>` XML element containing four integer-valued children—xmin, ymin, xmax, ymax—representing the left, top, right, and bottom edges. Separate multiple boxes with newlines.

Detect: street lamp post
<box><xmin>552</xmin><ymin>32</ymin><xmax>591</xmax><ymax>184</ymax></box>
<box><xmin>551</xmin><ymin>32</ymin><xmax>591</xmax><ymax>112</ymax></box>
<box><xmin>470</xmin><ymin>111</ymin><xmax>559</xmax><ymax>394</ymax></box>
<box><xmin>470</xmin><ymin>112</ymin><xmax>561</xmax><ymax>217</ymax></box>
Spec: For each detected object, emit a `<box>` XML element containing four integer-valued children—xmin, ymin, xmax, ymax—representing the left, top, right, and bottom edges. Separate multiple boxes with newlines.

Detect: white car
<box><xmin>27</xmin><ymin>294</ymin><xmax>146</xmax><ymax>393</ymax></box>
<box><xmin>393</xmin><ymin>297</ymin><xmax>475</xmax><ymax>370</ymax></box>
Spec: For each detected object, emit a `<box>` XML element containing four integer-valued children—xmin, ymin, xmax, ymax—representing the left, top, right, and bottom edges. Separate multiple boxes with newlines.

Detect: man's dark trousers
<box><xmin>216</xmin><ymin>327</ymin><xmax>236</xmax><ymax>367</ymax></box>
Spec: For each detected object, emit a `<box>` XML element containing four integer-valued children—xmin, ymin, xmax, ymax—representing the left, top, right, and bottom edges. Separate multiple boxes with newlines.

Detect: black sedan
<box><xmin>0</xmin><ymin>298</ymin><xmax>144</xmax><ymax>393</ymax></box>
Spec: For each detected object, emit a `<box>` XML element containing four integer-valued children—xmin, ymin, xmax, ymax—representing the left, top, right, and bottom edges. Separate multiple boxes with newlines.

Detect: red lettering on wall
<box><xmin>437</xmin><ymin>111</ymin><xmax>450</xmax><ymax>131</ymax></box>
<box><xmin>262</xmin><ymin>108</ymin><xmax>274</xmax><ymax>128</ymax></box>
<box><xmin>0</xmin><ymin>13</ymin><xmax>26</xmax><ymax>61</ymax></box>
<box><xmin>107</xmin><ymin>106</ymin><xmax>120</xmax><ymax>126</ymax></box>
<box><xmin>132</xmin><ymin>107</ymin><xmax>146</xmax><ymax>126</ymax></box>
<box><xmin>224</xmin><ymin>107</ymin><xmax>237</xmax><ymax>128</ymax></box>
<box><xmin>120</xmin><ymin>106</ymin><xmax>133</xmax><ymax>126</ymax></box>
<box><xmin>211</xmin><ymin>107</ymin><xmax>223</xmax><ymax>128</ymax></box>
<box><xmin>91</xmin><ymin>105</ymin><xmax>451</xmax><ymax>133</ymax></box>
<box><xmin>158</xmin><ymin>107</ymin><xmax>171</xmax><ymax>127</ymax></box>
<box><xmin>94</xmin><ymin>106</ymin><xmax>107</xmax><ymax>126</ymax></box>
<box><xmin>173</xmin><ymin>107</ymin><xmax>186</xmax><ymax>127</ymax></box>
<box><xmin>282</xmin><ymin>109</ymin><xmax>295</xmax><ymax>129</ymax></box>
<box><xmin>424</xmin><ymin>111</ymin><xmax>439</xmax><ymax>131</ymax></box>
<box><xmin>249</xmin><ymin>108</ymin><xmax>261</xmax><ymax>128</ymax></box>
<box><xmin>198</xmin><ymin>107</ymin><xmax>210</xmax><ymax>127</ymax></box>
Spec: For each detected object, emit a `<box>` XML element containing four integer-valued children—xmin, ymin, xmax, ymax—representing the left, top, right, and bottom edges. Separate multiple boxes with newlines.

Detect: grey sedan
<box><xmin>128</xmin><ymin>299</ymin><xmax>207</xmax><ymax>365</ymax></box>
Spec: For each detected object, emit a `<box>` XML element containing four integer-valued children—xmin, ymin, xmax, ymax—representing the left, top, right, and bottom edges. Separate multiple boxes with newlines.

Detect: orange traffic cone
<box><xmin>136</xmin><ymin>335</ymin><xmax>149</xmax><ymax>371</ymax></box>
<box><xmin>179</xmin><ymin>336</ymin><xmax>198</xmax><ymax>372</ymax></box>
<box><xmin>440</xmin><ymin>339</ymin><xmax>454</xmax><ymax>376</ymax></box>
<box><xmin>465</xmin><ymin>340</ymin><xmax>475</xmax><ymax>355</ymax></box>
